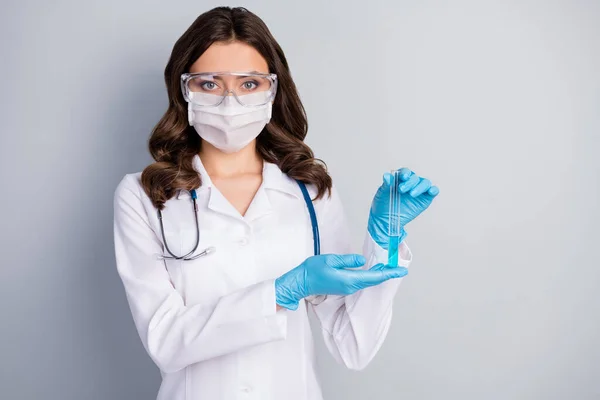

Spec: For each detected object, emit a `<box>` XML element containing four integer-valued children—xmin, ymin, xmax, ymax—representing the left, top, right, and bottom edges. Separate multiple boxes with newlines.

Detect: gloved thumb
<box><xmin>356</xmin><ymin>267</ymin><xmax>408</xmax><ymax>286</ymax></box>
<box><xmin>369</xmin><ymin>263</ymin><xmax>387</xmax><ymax>271</ymax></box>
<box><xmin>328</xmin><ymin>254</ymin><xmax>366</xmax><ymax>269</ymax></box>
<box><xmin>382</xmin><ymin>267</ymin><xmax>408</xmax><ymax>279</ymax></box>
<box><xmin>382</xmin><ymin>172</ymin><xmax>393</xmax><ymax>188</ymax></box>
<box><xmin>369</xmin><ymin>264</ymin><xmax>409</xmax><ymax>275</ymax></box>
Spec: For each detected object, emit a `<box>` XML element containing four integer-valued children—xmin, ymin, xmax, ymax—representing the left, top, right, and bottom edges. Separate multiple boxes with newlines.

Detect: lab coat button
<box><xmin>239</xmin><ymin>237</ymin><xmax>249</xmax><ymax>246</ymax></box>
<box><xmin>240</xmin><ymin>385</ymin><xmax>252</xmax><ymax>393</ymax></box>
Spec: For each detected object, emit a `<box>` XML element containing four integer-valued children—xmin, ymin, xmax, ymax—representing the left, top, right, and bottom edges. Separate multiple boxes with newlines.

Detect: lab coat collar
<box><xmin>176</xmin><ymin>154</ymin><xmax>302</xmax><ymax>220</ymax></box>
<box><xmin>175</xmin><ymin>154</ymin><xmax>212</xmax><ymax>199</ymax></box>
<box><xmin>261</xmin><ymin>160</ymin><xmax>302</xmax><ymax>200</ymax></box>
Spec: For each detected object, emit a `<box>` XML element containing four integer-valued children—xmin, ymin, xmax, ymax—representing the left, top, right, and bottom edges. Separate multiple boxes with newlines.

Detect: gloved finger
<box><xmin>368</xmin><ymin>263</ymin><xmax>386</xmax><ymax>271</ymax></box>
<box><xmin>369</xmin><ymin>263</ymin><xmax>403</xmax><ymax>272</ymax></box>
<box><xmin>409</xmin><ymin>178</ymin><xmax>431</xmax><ymax>197</ymax></box>
<box><xmin>399</xmin><ymin>173</ymin><xmax>420</xmax><ymax>193</ymax></box>
<box><xmin>382</xmin><ymin>172</ymin><xmax>393</xmax><ymax>188</ymax></box>
<box><xmin>397</xmin><ymin>168</ymin><xmax>413</xmax><ymax>182</ymax></box>
<box><xmin>427</xmin><ymin>185</ymin><xmax>440</xmax><ymax>196</ymax></box>
<box><xmin>327</xmin><ymin>254</ymin><xmax>366</xmax><ymax>269</ymax></box>
<box><xmin>355</xmin><ymin>268</ymin><xmax>408</xmax><ymax>286</ymax></box>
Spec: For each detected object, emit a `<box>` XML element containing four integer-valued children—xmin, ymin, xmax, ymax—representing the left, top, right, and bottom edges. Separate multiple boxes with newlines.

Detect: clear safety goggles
<box><xmin>180</xmin><ymin>71</ymin><xmax>278</xmax><ymax>107</ymax></box>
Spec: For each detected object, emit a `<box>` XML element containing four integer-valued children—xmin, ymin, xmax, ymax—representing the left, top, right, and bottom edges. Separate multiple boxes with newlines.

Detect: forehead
<box><xmin>189</xmin><ymin>41</ymin><xmax>269</xmax><ymax>74</ymax></box>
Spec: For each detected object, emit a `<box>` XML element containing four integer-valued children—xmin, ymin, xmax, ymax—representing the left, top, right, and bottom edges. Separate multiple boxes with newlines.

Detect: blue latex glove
<box><xmin>275</xmin><ymin>254</ymin><xmax>408</xmax><ymax>310</ymax></box>
<box><xmin>368</xmin><ymin>168</ymin><xmax>439</xmax><ymax>249</ymax></box>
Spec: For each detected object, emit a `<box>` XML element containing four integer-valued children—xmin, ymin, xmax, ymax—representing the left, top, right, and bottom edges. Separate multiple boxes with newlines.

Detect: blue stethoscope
<box><xmin>157</xmin><ymin>180</ymin><xmax>320</xmax><ymax>261</ymax></box>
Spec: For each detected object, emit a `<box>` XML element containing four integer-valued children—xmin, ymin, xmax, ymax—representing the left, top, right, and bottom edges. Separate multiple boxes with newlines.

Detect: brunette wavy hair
<box><xmin>141</xmin><ymin>6</ymin><xmax>332</xmax><ymax>210</ymax></box>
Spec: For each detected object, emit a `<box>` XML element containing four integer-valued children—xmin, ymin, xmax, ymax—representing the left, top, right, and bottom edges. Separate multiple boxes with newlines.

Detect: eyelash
<box><xmin>242</xmin><ymin>80</ymin><xmax>258</xmax><ymax>90</ymax></box>
<box><xmin>200</xmin><ymin>81</ymin><xmax>218</xmax><ymax>90</ymax></box>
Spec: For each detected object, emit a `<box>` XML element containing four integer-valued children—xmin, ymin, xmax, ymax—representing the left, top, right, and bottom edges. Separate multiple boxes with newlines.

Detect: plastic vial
<box><xmin>388</xmin><ymin>170</ymin><xmax>401</xmax><ymax>267</ymax></box>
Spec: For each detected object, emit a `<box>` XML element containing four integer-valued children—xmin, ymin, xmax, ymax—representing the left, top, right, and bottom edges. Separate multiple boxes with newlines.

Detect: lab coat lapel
<box><xmin>243</xmin><ymin>181</ymin><xmax>272</xmax><ymax>222</ymax></box>
<box><xmin>207</xmin><ymin>187</ymin><xmax>246</xmax><ymax>220</ymax></box>
<box><xmin>187</xmin><ymin>154</ymin><xmax>301</xmax><ymax>221</ymax></box>
<box><xmin>189</xmin><ymin>154</ymin><xmax>244</xmax><ymax>221</ymax></box>
<box><xmin>261</xmin><ymin>161</ymin><xmax>303</xmax><ymax>200</ymax></box>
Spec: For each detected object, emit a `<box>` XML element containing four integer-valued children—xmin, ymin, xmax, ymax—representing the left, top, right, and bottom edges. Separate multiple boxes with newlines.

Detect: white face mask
<box><xmin>188</xmin><ymin>93</ymin><xmax>272</xmax><ymax>153</ymax></box>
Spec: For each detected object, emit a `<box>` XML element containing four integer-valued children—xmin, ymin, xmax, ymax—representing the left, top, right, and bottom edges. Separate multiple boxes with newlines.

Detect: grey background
<box><xmin>1</xmin><ymin>0</ymin><xmax>599</xmax><ymax>399</ymax></box>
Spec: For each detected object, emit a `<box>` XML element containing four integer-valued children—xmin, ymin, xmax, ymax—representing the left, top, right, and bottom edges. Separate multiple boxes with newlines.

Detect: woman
<box><xmin>113</xmin><ymin>6</ymin><xmax>438</xmax><ymax>400</ymax></box>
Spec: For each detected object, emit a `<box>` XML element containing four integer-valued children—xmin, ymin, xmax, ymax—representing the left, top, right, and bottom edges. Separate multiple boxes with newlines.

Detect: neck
<box><xmin>199</xmin><ymin>140</ymin><xmax>263</xmax><ymax>178</ymax></box>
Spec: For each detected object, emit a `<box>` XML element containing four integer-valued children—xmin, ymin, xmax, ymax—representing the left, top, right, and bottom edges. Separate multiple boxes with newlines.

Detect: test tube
<box><xmin>387</xmin><ymin>170</ymin><xmax>401</xmax><ymax>267</ymax></box>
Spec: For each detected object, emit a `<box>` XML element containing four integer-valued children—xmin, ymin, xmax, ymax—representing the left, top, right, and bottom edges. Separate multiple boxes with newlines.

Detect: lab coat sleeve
<box><xmin>113</xmin><ymin>175</ymin><xmax>287</xmax><ymax>374</ymax></box>
<box><xmin>307</xmin><ymin>184</ymin><xmax>412</xmax><ymax>371</ymax></box>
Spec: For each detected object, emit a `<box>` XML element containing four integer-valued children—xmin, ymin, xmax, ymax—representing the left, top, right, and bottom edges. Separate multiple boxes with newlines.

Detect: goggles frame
<box><xmin>180</xmin><ymin>71</ymin><xmax>278</xmax><ymax>107</ymax></box>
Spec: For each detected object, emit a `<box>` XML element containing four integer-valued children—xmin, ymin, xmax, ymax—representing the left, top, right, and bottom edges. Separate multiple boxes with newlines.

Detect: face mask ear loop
<box><xmin>265</xmin><ymin>102</ymin><xmax>273</xmax><ymax>124</ymax></box>
<box><xmin>188</xmin><ymin>101</ymin><xmax>194</xmax><ymax>126</ymax></box>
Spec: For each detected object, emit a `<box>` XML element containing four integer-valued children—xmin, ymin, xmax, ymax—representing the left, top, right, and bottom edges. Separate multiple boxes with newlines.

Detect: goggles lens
<box><xmin>182</xmin><ymin>72</ymin><xmax>277</xmax><ymax>107</ymax></box>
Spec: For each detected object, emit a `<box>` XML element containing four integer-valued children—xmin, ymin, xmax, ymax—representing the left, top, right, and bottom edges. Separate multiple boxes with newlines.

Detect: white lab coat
<box><xmin>113</xmin><ymin>154</ymin><xmax>412</xmax><ymax>400</ymax></box>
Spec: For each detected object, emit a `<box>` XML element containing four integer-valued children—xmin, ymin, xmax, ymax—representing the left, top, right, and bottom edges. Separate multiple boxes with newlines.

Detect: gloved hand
<box><xmin>368</xmin><ymin>168</ymin><xmax>439</xmax><ymax>249</ymax></box>
<box><xmin>275</xmin><ymin>254</ymin><xmax>407</xmax><ymax>310</ymax></box>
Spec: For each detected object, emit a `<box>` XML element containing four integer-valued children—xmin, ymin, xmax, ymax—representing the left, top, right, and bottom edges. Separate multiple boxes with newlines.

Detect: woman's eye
<box><xmin>200</xmin><ymin>81</ymin><xmax>218</xmax><ymax>91</ymax></box>
<box><xmin>242</xmin><ymin>80</ymin><xmax>258</xmax><ymax>90</ymax></box>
